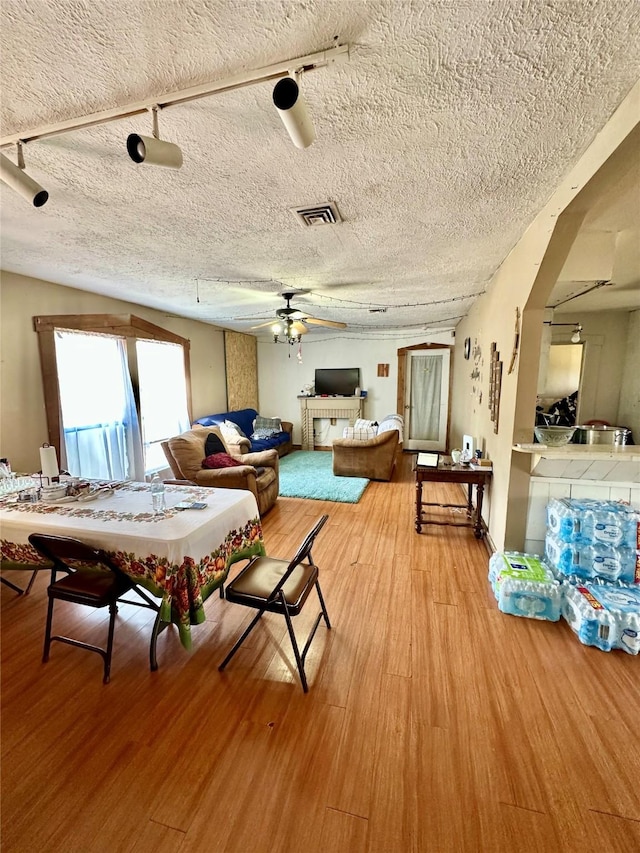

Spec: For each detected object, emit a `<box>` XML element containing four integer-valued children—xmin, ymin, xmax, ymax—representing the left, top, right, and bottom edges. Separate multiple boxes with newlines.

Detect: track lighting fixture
<box><xmin>0</xmin><ymin>143</ymin><xmax>48</xmax><ymax>207</ymax></box>
<box><xmin>273</xmin><ymin>76</ymin><xmax>316</xmax><ymax>149</ymax></box>
<box><xmin>126</xmin><ymin>107</ymin><xmax>183</xmax><ymax>169</ymax></box>
<box><xmin>1</xmin><ymin>44</ymin><xmax>349</xmax><ymax>204</ymax></box>
<box><xmin>544</xmin><ymin>320</ymin><xmax>582</xmax><ymax>343</ymax></box>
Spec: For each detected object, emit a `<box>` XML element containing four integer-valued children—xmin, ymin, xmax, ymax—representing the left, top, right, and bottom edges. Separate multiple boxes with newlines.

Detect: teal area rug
<box><xmin>278</xmin><ymin>451</ymin><xmax>369</xmax><ymax>503</ymax></box>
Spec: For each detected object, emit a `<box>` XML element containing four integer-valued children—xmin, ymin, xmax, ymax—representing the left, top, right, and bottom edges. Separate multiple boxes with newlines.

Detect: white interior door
<box><xmin>404</xmin><ymin>349</ymin><xmax>450</xmax><ymax>451</ymax></box>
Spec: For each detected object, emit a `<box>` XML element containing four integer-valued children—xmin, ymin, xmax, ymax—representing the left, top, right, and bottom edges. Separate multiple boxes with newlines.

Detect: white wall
<box><xmin>257</xmin><ymin>330</ymin><xmax>454</xmax><ymax>445</ymax></box>
<box><xmin>0</xmin><ymin>271</ymin><xmax>227</xmax><ymax>473</ymax></box>
<box><xmin>556</xmin><ymin>310</ymin><xmax>630</xmax><ymax>426</ymax></box>
<box><xmin>618</xmin><ymin>308</ymin><xmax>640</xmax><ymax>441</ymax></box>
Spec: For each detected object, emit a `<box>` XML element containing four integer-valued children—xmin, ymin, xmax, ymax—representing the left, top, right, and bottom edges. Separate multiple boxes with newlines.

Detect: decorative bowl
<box><xmin>533</xmin><ymin>426</ymin><xmax>576</xmax><ymax>446</ymax></box>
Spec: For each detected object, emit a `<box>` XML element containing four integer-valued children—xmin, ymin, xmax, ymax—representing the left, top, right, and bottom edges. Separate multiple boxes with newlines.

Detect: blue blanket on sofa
<box><xmin>193</xmin><ymin>408</ymin><xmax>291</xmax><ymax>454</ymax></box>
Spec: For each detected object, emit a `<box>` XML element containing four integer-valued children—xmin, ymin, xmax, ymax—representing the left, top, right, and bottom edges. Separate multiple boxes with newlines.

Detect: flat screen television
<box><xmin>314</xmin><ymin>368</ymin><xmax>360</xmax><ymax>396</ymax></box>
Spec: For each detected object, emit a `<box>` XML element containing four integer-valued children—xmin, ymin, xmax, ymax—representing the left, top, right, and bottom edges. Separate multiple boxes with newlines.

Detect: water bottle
<box><xmin>150</xmin><ymin>473</ymin><xmax>165</xmax><ymax>513</ymax></box>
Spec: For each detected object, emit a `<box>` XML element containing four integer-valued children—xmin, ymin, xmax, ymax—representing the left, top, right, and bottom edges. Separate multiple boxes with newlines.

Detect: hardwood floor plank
<box><xmin>382</xmin><ymin>556</ymin><xmax>413</xmax><ymax>678</ymax></box>
<box><xmin>318</xmin><ymin>808</ymin><xmax>368</xmax><ymax>853</ymax></box>
<box><xmin>128</xmin><ymin>821</ymin><xmax>186</xmax><ymax>853</ymax></box>
<box><xmin>366</xmin><ymin>673</ymin><xmax>414</xmax><ymax>852</ymax></box>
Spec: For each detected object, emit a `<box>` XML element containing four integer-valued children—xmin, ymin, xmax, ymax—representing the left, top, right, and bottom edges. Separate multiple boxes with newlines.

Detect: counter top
<box><xmin>513</xmin><ymin>444</ymin><xmax>640</xmax><ymax>462</ymax></box>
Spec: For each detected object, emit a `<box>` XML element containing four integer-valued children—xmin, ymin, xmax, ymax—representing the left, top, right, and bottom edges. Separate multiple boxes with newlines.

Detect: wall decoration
<box><xmin>470</xmin><ymin>339</ymin><xmax>484</xmax><ymax>407</ymax></box>
<box><xmin>464</xmin><ymin>337</ymin><xmax>471</xmax><ymax>359</ymax></box>
<box><xmin>488</xmin><ymin>342</ymin><xmax>503</xmax><ymax>433</ymax></box>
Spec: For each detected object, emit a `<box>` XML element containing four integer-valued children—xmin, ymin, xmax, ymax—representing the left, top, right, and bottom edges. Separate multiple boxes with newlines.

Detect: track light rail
<box><xmin>0</xmin><ymin>43</ymin><xmax>349</xmax><ymax>148</ymax></box>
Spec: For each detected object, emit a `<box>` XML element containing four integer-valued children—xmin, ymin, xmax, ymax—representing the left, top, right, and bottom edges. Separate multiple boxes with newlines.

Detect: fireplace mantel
<box><xmin>299</xmin><ymin>396</ymin><xmax>364</xmax><ymax>450</ymax></box>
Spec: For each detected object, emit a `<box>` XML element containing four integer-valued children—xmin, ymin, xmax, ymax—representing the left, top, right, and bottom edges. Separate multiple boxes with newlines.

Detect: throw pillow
<box><xmin>223</xmin><ymin>419</ymin><xmax>246</xmax><ymax>437</ymax></box>
<box><xmin>342</xmin><ymin>426</ymin><xmax>377</xmax><ymax>440</ymax></box>
<box><xmin>254</xmin><ymin>415</ymin><xmax>282</xmax><ymax>432</ymax></box>
<box><xmin>202</xmin><ymin>453</ymin><xmax>244</xmax><ymax>469</ymax></box>
<box><xmin>205</xmin><ymin>432</ymin><xmax>226</xmax><ymax>456</ymax></box>
<box><xmin>219</xmin><ymin>422</ymin><xmax>243</xmax><ymax>443</ymax></box>
<box><xmin>252</xmin><ymin>427</ymin><xmax>280</xmax><ymax>439</ymax></box>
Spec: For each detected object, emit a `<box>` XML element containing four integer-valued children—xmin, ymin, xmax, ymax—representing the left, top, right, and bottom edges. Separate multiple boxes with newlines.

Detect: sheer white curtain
<box><xmin>410</xmin><ymin>354</ymin><xmax>443</xmax><ymax>441</ymax></box>
<box><xmin>136</xmin><ymin>340</ymin><xmax>190</xmax><ymax>474</ymax></box>
<box><xmin>55</xmin><ymin>331</ymin><xmax>144</xmax><ymax>480</ymax></box>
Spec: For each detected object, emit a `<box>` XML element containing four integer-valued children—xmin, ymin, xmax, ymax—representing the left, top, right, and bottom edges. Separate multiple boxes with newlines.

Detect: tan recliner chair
<box><xmin>332</xmin><ymin>428</ymin><xmax>400</xmax><ymax>481</ymax></box>
<box><xmin>161</xmin><ymin>426</ymin><xmax>279</xmax><ymax>516</ymax></box>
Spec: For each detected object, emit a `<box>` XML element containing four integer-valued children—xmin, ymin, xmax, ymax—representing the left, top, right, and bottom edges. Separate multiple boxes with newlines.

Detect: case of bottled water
<box><xmin>562</xmin><ymin>581</ymin><xmax>640</xmax><ymax>655</ymax></box>
<box><xmin>546</xmin><ymin>498</ymin><xmax>639</xmax><ymax>549</ymax></box>
<box><xmin>488</xmin><ymin>551</ymin><xmax>562</xmax><ymax>621</ymax></box>
<box><xmin>545</xmin><ymin>532</ymin><xmax>639</xmax><ymax>584</ymax></box>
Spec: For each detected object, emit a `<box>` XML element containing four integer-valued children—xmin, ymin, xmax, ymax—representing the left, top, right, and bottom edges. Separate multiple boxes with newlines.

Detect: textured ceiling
<box><xmin>1</xmin><ymin>0</ymin><xmax>639</xmax><ymax>338</ymax></box>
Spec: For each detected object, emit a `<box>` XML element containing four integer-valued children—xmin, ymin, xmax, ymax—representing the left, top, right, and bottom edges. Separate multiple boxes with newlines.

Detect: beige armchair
<box><xmin>161</xmin><ymin>426</ymin><xmax>279</xmax><ymax>516</ymax></box>
<box><xmin>332</xmin><ymin>428</ymin><xmax>400</xmax><ymax>481</ymax></box>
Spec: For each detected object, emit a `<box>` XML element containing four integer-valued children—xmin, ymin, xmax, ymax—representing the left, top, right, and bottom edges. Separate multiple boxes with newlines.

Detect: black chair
<box><xmin>1</xmin><ymin>561</ymin><xmax>43</xmax><ymax>595</ymax></box>
<box><xmin>219</xmin><ymin>514</ymin><xmax>331</xmax><ymax>692</ymax></box>
<box><xmin>28</xmin><ymin>534</ymin><xmax>156</xmax><ymax>684</ymax></box>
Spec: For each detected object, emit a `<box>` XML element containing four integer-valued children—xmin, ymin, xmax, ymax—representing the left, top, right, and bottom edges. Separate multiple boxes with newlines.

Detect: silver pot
<box><xmin>573</xmin><ymin>425</ymin><xmax>631</xmax><ymax>446</ymax></box>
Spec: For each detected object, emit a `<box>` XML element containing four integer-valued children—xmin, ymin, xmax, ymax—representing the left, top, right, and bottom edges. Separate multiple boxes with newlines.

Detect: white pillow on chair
<box><xmin>342</xmin><ymin>426</ymin><xmax>377</xmax><ymax>440</ymax></box>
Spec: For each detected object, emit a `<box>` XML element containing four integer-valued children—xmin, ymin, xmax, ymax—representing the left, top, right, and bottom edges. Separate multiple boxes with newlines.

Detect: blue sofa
<box><xmin>193</xmin><ymin>408</ymin><xmax>293</xmax><ymax>457</ymax></box>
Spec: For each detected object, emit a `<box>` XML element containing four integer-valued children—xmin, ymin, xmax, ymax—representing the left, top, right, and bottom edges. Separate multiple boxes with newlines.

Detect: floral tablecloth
<box><xmin>0</xmin><ymin>482</ymin><xmax>264</xmax><ymax>648</ymax></box>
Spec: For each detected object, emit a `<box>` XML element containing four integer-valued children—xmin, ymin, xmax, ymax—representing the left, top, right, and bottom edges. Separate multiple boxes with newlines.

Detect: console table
<box><xmin>414</xmin><ymin>456</ymin><xmax>492</xmax><ymax>538</ymax></box>
<box><xmin>299</xmin><ymin>396</ymin><xmax>364</xmax><ymax>450</ymax></box>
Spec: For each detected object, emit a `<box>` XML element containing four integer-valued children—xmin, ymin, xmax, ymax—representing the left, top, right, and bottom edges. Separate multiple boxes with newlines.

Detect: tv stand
<box><xmin>299</xmin><ymin>396</ymin><xmax>364</xmax><ymax>451</ymax></box>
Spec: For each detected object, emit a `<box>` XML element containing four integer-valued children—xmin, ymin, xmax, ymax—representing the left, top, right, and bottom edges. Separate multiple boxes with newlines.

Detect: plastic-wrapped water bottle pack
<box><xmin>546</xmin><ymin>497</ymin><xmax>639</xmax><ymax>550</ymax></box>
<box><xmin>562</xmin><ymin>580</ymin><xmax>640</xmax><ymax>655</ymax></box>
<box><xmin>545</xmin><ymin>533</ymin><xmax>639</xmax><ymax>585</ymax></box>
<box><xmin>488</xmin><ymin>551</ymin><xmax>562</xmax><ymax>621</ymax></box>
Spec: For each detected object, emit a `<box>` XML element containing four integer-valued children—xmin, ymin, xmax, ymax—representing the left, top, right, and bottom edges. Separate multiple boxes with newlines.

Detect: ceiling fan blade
<box><xmin>303</xmin><ymin>317</ymin><xmax>347</xmax><ymax>329</ymax></box>
<box><xmin>249</xmin><ymin>320</ymin><xmax>278</xmax><ymax>330</ymax></box>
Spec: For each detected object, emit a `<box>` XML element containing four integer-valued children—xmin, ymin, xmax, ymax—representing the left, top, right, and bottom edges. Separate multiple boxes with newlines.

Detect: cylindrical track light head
<box><xmin>0</xmin><ymin>152</ymin><xmax>49</xmax><ymax>207</ymax></box>
<box><xmin>273</xmin><ymin>77</ymin><xmax>316</xmax><ymax>149</ymax></box>
<box><xmin>126</xmin><ymin>134</ymin><xmax>183</xmax><ymax>169</ymax></box>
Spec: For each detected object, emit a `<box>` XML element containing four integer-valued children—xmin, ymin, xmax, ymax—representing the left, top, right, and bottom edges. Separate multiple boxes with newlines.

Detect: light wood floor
<box><xmin>2</xmin><ymin>453</ymin><xmax>639</xmax><ymax>852</ymax></box>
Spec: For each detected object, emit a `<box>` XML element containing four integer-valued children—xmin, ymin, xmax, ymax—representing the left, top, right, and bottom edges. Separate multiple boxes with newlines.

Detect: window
<box><xmin>55</xmin><ymin>330</ymin><xmax>142</xmax><ymax>479</ymax></box>
<box><xmin>137</xmin><ymin>339</ymin><xmax>190</xmax><ymax>473</ymax></box>
<box><xmin>34</xmin><ymin>314</ymin><xmax>192</xmax><ymax>481</ymax></box>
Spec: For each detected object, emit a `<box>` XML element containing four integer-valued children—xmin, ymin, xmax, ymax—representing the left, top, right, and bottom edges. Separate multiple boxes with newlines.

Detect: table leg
<box><xmin>467</xmin><ymin>483</ymin><xmax>473</xmax><ymax>518</ymax></box>
<box><xmin>415</xmin><ymin>478</ymin><xmax>423</xmax><ymax>533</ymax></box>
<box><xmin>474</xmin><ymin>483</ymin><xmax>485</xmax><ymax>538</ymax></box>
<box><xmin>149</xmin><ymin>612</ymin><xmax>171</xmax><ymax>671</ymax></box>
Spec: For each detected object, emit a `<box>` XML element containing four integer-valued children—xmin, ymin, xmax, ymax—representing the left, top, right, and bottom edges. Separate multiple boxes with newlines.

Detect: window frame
<box><xmin>34</xmin><ymin>314</ymin><xmax>192</xmax><ymax>464</ymax></box>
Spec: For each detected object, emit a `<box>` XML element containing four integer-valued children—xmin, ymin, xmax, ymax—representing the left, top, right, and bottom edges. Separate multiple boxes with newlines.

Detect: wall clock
<box><xmin>464</xmin><ymin>337</ymin><xmax>471</xmax><ymax>360</ymax></box>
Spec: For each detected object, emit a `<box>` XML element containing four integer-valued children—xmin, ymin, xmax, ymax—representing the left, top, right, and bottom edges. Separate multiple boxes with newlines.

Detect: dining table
<box><xmin>0</xmin><ymin>479</ymin><xmax>265</xmax><ymax>666</ymax></box>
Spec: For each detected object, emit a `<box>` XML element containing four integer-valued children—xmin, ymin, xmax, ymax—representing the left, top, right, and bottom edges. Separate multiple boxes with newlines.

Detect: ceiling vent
<box><xmin>291</xmin><ymin>202</ymin><xmax>342</xmax><ymax>227</ymax></box>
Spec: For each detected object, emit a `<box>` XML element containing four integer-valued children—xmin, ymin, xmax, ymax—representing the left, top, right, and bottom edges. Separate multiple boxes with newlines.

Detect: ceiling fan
<box><xmin>250</xmin><ymin>291</ymin><xmax>347</xmax><ymax>335</ymax></box>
